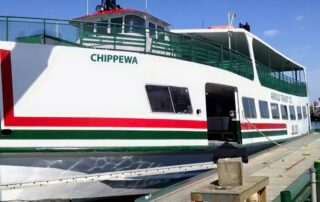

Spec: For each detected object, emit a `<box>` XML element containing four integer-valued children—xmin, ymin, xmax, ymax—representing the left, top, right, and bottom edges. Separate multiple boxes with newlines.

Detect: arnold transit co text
<box><xmin>271</xmin><ymin>92</ymin><xmax>292</xmax><ymax>103</ymax></box>
<box><xmin>91</xmin><ymin>53</ymin><xmax>138</xmax><ymax>64</ymax></box>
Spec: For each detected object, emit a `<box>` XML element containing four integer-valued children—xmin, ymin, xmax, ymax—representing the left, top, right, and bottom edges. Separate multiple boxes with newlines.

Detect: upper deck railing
<box><xmin>256</xmin><ymin>62</ymin><xmax>307</xmax><ymax>96</ymax></box>
<box><xmin>0</xmin><ymin>16</ymin><xmax>254</xmax><ymax>81</ymax></box>
<box><xmin>0</xmin><ymin>16</ymin><xmax>307</xmax><ymax>96</ymax></box>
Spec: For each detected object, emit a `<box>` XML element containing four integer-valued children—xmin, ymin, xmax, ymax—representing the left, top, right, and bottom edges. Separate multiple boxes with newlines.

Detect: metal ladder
<box><xmin>0</xmin><ymin>162</ymin><xmax>216</xmax><ymax>190</ymax></box>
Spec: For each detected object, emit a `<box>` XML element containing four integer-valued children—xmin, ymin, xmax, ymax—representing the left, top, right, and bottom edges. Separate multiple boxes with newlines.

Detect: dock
<box><xmin>136</xmin><ymin>132</ymin><xmax>320</xmax><ymax>202</ymax></box>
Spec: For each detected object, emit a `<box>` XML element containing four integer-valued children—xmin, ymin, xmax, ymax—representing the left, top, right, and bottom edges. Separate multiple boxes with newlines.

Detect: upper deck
<box><xmin>0</xmin><ymin>9</ymin><xmax>307</xmax><ymax>97</ymax></box>
<box><xmin>173</xmin><ymin>28</ymin><xmax>307</xmax><ymax>97</ymax></box>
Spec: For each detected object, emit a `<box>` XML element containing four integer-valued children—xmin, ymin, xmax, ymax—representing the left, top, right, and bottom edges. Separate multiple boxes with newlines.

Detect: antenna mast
<box><xmin>86</xmin><ymin>0</ymin><xmax>89</xmax><ymax>15</ymax></box>
<box><xmin>227</xmin><ymin>12</ymin><xmax>236</xmax><ymax>49</ymax></box>
<box><xmin>145</xmin><ymin>0</ymin><xmax>148</xmax><ymax>12</ymax></box>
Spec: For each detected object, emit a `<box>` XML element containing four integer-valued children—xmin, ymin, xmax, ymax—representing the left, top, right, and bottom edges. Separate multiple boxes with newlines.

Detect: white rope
<box><xmin>243</xmin><ymin>116</ymin><xmax>290</xmax><ymax>148</ymax></box>
<box><xmin>242</xmin><ymin>113</ymin><xmax>311</xmax><ymax>155</ymax></box>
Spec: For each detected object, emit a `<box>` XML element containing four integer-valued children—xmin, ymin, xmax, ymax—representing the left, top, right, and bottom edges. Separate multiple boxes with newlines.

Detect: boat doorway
<box><xmin>205</xmin><ymin>83</ymin><xmax>239</xmax><ymax>142</ymax></box>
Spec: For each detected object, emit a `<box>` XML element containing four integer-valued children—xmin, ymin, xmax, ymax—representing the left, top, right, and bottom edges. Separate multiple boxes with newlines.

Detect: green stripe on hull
<box><xmin>0</xmin><ymin>130</ymin><xmax>207</xmax><ymax>140</ymax></box>
<box><xmin>0</xmin><ymin>138</ymin><xmax>290</xmax><ymax>153</ymax></box>
<box><xmin>242</xmin><ymin>130</ymin><xmax>288</xmax><ymax>139</ymax></box>
<box><xmin>0</xmin><ymin>146</ymin><xmax>215</xmax><ymax>153</ymax></box>
<box><xmin>315</xmin><ymin>129</ymin><xmax>320</xmax><ymax>132</ymax></box>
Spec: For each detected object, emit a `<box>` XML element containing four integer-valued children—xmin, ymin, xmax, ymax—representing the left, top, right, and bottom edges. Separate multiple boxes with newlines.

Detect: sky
<box><xmin>0</xmin><ymin>0</ymin><xmax>319</xmax><ymax>102</ymax></box>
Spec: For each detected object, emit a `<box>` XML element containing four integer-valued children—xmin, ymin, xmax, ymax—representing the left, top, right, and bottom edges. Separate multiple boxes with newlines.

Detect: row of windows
<box><xmin>243</xmin><ymin>97</ymin><xmax>307</xmax><ymax>120</ymax></box>
<box><xmin>90</xmin><ymin>15</ymin><xmax>166</xmax><ymax>39</ymax></box>
<box><xmin>145</xmin><ymin>86</ymin><xmax>307</xmax><ymax>121</ymax></box>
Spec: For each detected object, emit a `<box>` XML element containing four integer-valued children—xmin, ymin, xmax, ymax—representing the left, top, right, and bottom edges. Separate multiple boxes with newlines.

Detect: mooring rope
<box><xmin>242</xmin><ymin>113</ymin><xmax>311</xmax><ymax>156</ymax></box>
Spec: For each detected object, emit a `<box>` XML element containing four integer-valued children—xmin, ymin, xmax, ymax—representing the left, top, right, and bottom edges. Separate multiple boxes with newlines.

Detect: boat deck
<box><xmin>136</xmin><ymin>132</ymin><xmax>320</xmax><ymax>202</ymax></box>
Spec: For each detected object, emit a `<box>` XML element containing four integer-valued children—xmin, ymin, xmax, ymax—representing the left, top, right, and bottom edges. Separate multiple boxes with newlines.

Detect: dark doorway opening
<box><xmin>205</xmin><ymin>83</ymin><xmax>238</xmax><ymax>142</ymax></box>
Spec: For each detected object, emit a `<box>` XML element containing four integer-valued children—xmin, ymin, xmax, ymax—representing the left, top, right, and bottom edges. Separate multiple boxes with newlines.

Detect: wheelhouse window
<box><xmin>259</xmin><ymin>100</ymin><xmax>269</xmax><ymax>119</ymax></box>
<box><xmin>157</xmin><ymin>25</ymin><xmax>165</xmax><ymax>41</ymax></box>
<box><xmin>302</xmin><ymin>106</ymin><xmax>307</xmax><ymax>119</ymax></box>
<box><xmin>83</xmin><ymin>22</ymin><xmax>95</xmax><ymax>33</ymax></box>
<box><xmin>125</xmin><ymin>15</ymin><xmax>145</xmax><ymax>34</ymax></box>
<box><xmin>146</xmin><ymin>85</ymin><xmax>192</xmax><ymax>114</ymax></box>
<box><xmin>111</xmin><ymin>17</ymin><xmax>123</xmax><ymax>34</ymax></box>
<box><xmin>148</xmin><ymin>22</ymin><xmax>156</xmax><ymax>38</ymax></box>
<box><xmin>242</xmin><ymin>97</ymin><xmax>256</xmax><ymax>118</ymax></box>
<box><xmin>270</xmin><ymin>103</ymin><xmax>280</xmax><ymax>119</ymax></box>
<box><xmin>297</xmin><ymin>106</ymin><xmax>302</xmax><ymax>120</ymax></box>
<box><xmin>96</xmin><ymin>20</ymin><xmax>108</xmax><ymax>34</ymax></box>
<box><xmin>280</xmin><ymin>105</ymin><xmax>288</xmax><ymax>120</ymax></box>
<box><xmin>289</xmin><ymin>105</ymin><xmax>296</xmax><ymax>120</ymax></box>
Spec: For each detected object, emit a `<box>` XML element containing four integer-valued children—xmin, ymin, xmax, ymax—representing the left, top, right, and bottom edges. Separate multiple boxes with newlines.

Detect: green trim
<box><xmin>0</xmin><ymin>136</ymin><xmax>292</xmax><ymax>153</ymax></box>
<box><xmin>0</xmin><ymin>130</ymin><xmax>207</xmax><ymax>140</ymax></box>
<box><xmin>0</xmin><ymin>145</ymin><xmax>216</xmax><ymax>153</ymax></box>
<box><xmin>315</xmin><ymin>129</ymin><xmax>320</xmax><ymax>132</ymax></box>
<box><xmin>242</xmin><ymin>130</ymin><xmax>288</xmax><ymax>139</ymax></box>
<box><xmin>235</xmin><ymin>121</ymin><xmax>242</xmax><ymax>144</ymax></box>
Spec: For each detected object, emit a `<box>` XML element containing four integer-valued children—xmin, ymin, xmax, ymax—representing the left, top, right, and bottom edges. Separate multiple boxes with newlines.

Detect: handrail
<box><xmin>256</xmin><ymin>61</ymin><xmax>305</xmax><ymax>84</ymax></box>
<box><xmin>256</xmin><ymin>62</ymin><xmax>307</xmax><ymax>96</ymax></box>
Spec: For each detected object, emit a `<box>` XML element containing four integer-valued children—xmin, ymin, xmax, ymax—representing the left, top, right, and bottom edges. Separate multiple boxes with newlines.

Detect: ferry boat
<box><xmin>0</xmin><ymin>1</ymin><xmax>310</xmax><ymax>200</ymax></box>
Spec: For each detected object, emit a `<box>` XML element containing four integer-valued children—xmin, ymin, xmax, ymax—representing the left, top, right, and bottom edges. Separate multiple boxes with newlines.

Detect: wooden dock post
<box><xmin>191</xmin><ymin>158</ymin><xmax>269</xmax><ymax>202</ymax></box>
<box><xmin>191</xmin><ymin>176</ymin><xmax>268</xmax><ymax>202</ymax></box>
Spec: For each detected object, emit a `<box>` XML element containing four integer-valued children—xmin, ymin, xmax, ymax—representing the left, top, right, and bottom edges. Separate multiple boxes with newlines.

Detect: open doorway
<box><xmin>205</xmin><ymin>83</ymin><xmax>238</xmax><ymax>142</ymax></box>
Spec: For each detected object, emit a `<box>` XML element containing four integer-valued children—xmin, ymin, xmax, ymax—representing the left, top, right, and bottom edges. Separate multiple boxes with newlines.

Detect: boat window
<box><xmin>259</xmin><ymin>100</ymin><xmax>269</xmax><ymax>119</ymax></box>
<box><xmin>170</xmin><ymin>87</ymin><xmax>193</xmax><ymax>114</ymax></box>
<box><xmin>146</xmin><ymin>86</ymin><xmax>174</xmax><ymax>113</ymax></box>
<box><xmin>83</xmin><ymin>23</ymin><xmax>95</xmax><ymax>33</ymax></box>
<box><xmin>302</xmin><ymin>106</ymin><xmax>307</xmax><ymax>119</ymax></box>
<box><xmin>242</xmin><ymin>97</ymin><xmax>256</xmax><ymax>118</ymax></box>
<box><xmin>289</xmin><ymin>105</ymin><xmax>296</xmax><ymax>120</ymax></box>
<box><xmin>111</xmin><ymin>17</ymin><xmax>123</xmax><ymax>34</ymax></box>
<box><xmin>280</xmin><ymin>105</ymin><xmax>288</xmax><ymax>120</ymax></box>
<box><xmin>297</xmin><ymin>106</ymin><xmax>302</xmax><ymax>120</ymax></box>
<box><xmin>149</xmin><ymin>22</ymin><xmax>156</xmax><ymax>38</ymax></box>
<box><xmin>157</xmin><ymin>25</ymin><xmax>165</xmax><ymax>41</ymax></box>
<box><xmin>270</xmin><ymin>103</ymin><xmax>280</xmax><ymax>119</ymax></box>
<box><xmin>125</xmin><ymin>15</ymin><xmax>145</xmax><ymax>34</ymax></box>
<box><xmin>96</xmin><ymin>20</ymin><xmax>109</xmax><ymax>34</ymax></box>
<box><xmin>146</xmin><ymin>85</ymin><xmax>192</xmax><ymax>114</ymax></box>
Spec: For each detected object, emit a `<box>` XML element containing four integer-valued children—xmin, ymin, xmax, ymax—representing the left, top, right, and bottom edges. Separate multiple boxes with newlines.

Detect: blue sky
<box><xmin>0</xmin><ymin>0</ymin><xmax>319</xmax><ymax>102</ymax></box>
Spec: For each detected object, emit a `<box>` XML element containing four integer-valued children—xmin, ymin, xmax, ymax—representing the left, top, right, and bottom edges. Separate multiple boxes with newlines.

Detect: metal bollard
<box><xmin>315</xmin><ymin>160</ymin><xmax>320</xmax><ymax>202</ymax></box>
<box><xmin>280</xmin><ymin>190</ymin><xmax>291</xmax><ymax>202</ymax></box>
<box><xmin>311</xmin><ymin>168</ymin><xmax>317</xmax><ymax>202</ymax></box>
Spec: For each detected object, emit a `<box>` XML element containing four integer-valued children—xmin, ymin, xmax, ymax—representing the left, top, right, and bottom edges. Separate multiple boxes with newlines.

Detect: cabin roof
<box><xmin>74</xmin><ymin>8</ymin><xmax>170</xmax><ymax>26</ymax></box>
<box><xmin>172</xmin><ymin>28</ymin><xmax>305</xmax><ymax>71</ymax></box>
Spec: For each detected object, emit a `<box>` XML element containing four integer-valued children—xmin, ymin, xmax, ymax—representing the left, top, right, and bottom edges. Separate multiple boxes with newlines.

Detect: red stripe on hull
<box><xmin>5</xmin><ymin>117</ymin><xmax>207</xmax><ymax>129</ymax></box>
<box><xmin>241</xmin><ymin>123</ymin><xmax>287</xmax><ymax>130</ymax></box>
<box><xmin>0</xmin><ymin>49</ymin><xmax>207</xmax><ymax>129</ymax></box>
